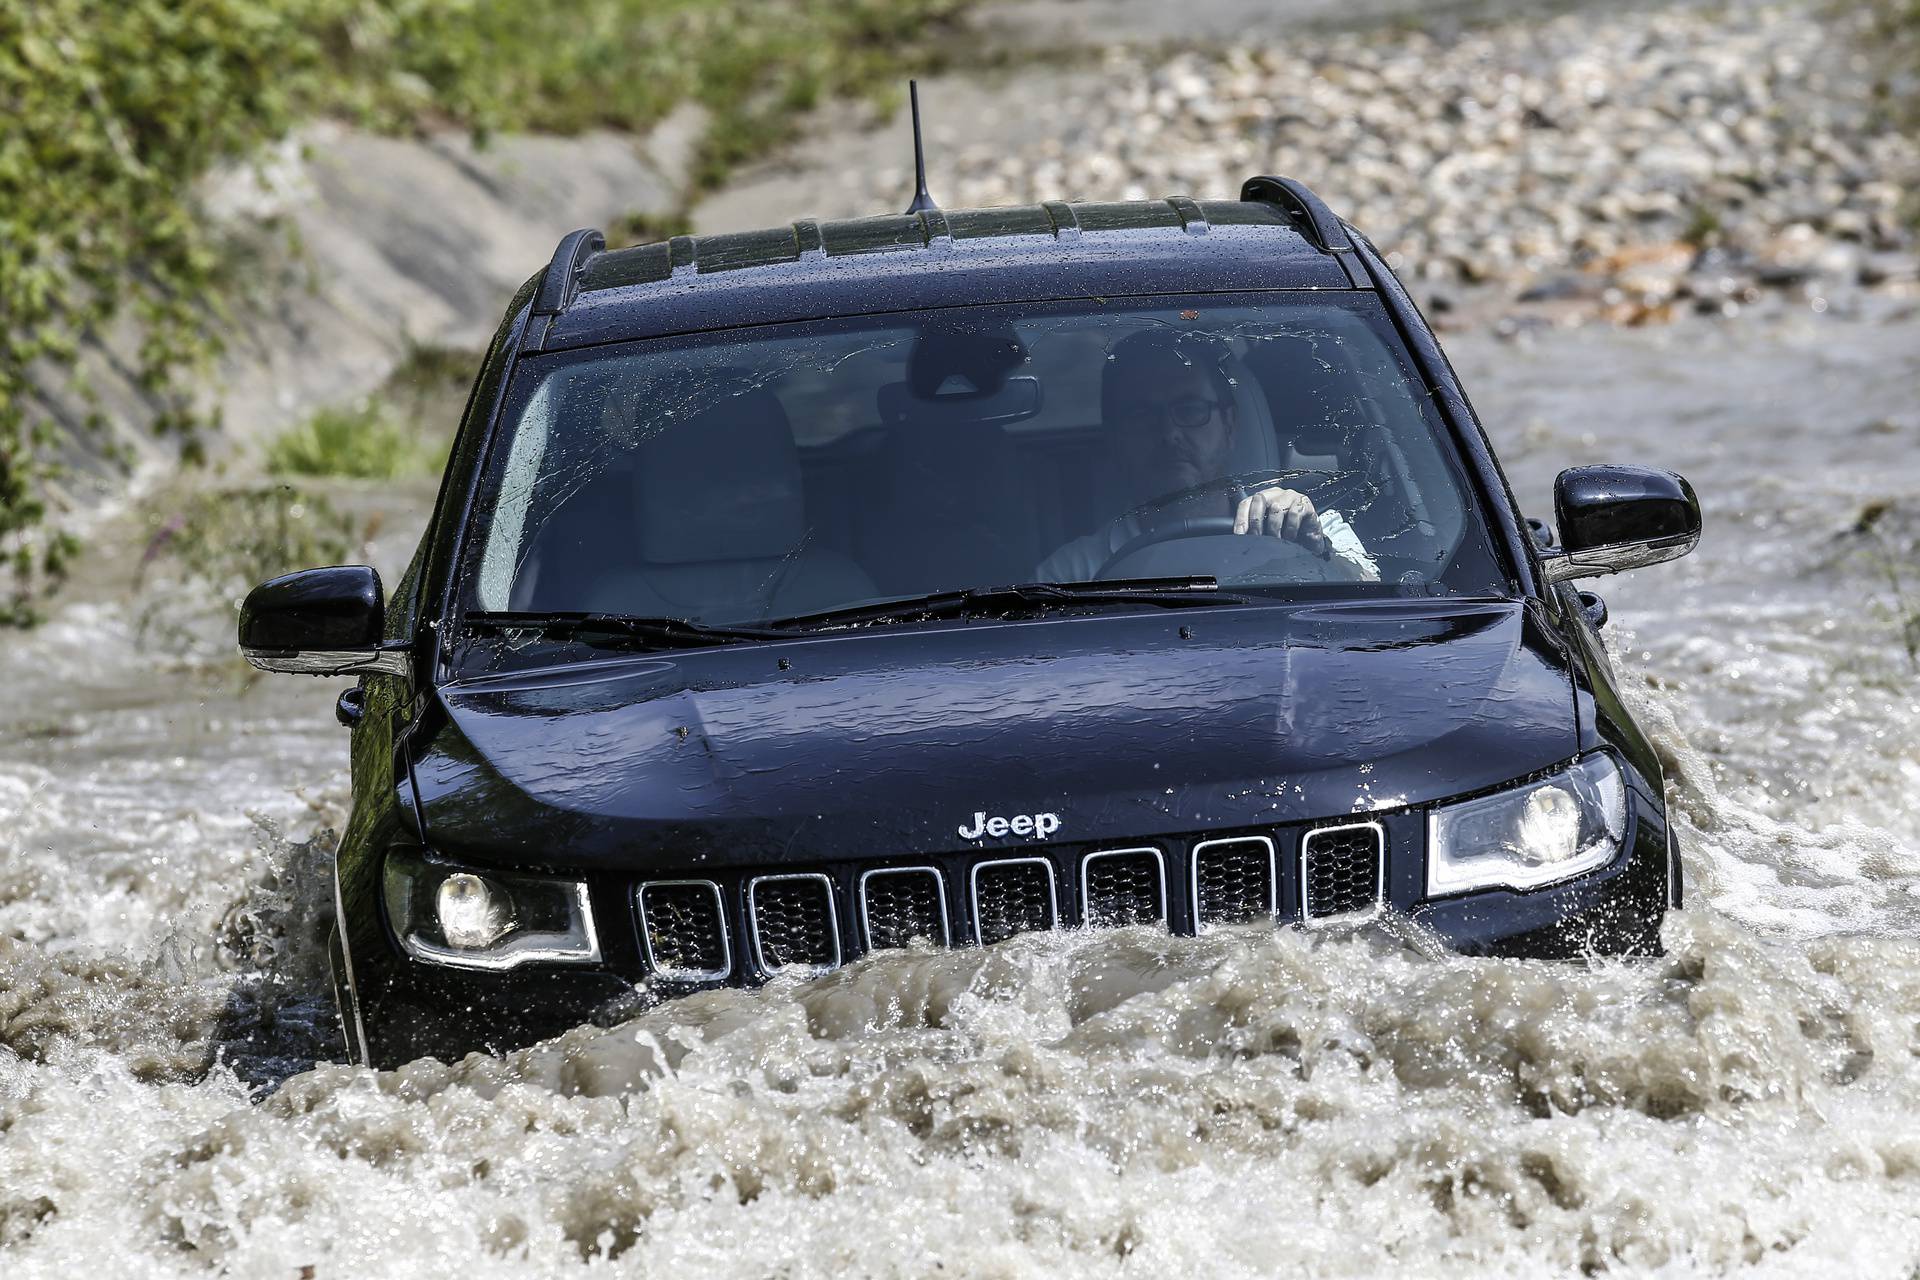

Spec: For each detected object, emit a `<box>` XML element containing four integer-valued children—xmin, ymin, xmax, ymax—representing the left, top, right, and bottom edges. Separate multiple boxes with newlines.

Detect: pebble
<box><xmin>861</xmin><ymin>1</ymin><xmax>1920</xmax><ymax>326</ymax></box>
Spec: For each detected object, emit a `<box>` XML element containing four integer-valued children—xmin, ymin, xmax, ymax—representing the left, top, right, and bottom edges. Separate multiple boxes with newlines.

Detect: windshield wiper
<box><xmin>464</xmin><ymin>610</ymin><xmax>786</xmax><ymax>650</ymax></box>
<box><xmin>764</xmin><ymin>577</ymin><xmax>1254</xmax><ymax>632</ymax></box>
<box><xmin>464</xmin><ymin>580</ymin><xmax>1250</xmax><ymax>648</ymax></box>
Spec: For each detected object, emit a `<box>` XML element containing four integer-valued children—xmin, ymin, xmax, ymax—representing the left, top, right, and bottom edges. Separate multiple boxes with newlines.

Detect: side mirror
<box><xmin>238</xmin><ymin>565</ymin><xmax>410</xmax><ymax>677</ymax></box>
<box><xmin>1541</xmin><ymin>465</ymin><xmax>1700</xmax><ymax>585</ymax></box>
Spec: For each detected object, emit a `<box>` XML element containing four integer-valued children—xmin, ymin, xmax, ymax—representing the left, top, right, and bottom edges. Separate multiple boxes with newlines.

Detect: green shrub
<box><xmin>265</xmin><ymin>404</ymin><xmax>428</xmax><ymax>480</ymax></box>
<box><xmin>1</xmin><ymin>0</ymin><xmax>967</xmax><ymax>623</ymax></box>
<box><xmin>266</xmin><ymin>338</ymin><xmax>475</xmax><ymax>478</ymax></box>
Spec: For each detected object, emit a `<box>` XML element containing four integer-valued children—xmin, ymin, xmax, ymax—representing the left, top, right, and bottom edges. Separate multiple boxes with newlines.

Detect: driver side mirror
<box><xmin>1540</xmin><ymin>465</ymin><xmax>1700</xmax><ymax>585</ymax></box>
<box><xmin>238</xmin><ymin>565</ymin><xmax>410</xmax><ymax>677</ymax></box>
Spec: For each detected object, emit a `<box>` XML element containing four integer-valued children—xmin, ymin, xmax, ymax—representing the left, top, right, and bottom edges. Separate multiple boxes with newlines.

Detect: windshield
<box><xmin>458</xmin><ymin>294</ymin><xmax>1510</xmax><ymax>632</ymax></box>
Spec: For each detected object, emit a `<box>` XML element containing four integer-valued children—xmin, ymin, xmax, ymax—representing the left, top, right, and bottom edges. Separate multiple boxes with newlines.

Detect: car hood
<box><xmin>411</xmin><ymin>599</ymin><xmax>1578</xmax><ymax>870</ymax></box>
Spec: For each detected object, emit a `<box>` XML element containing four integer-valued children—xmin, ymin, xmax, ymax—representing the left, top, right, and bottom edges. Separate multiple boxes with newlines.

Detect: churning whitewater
<box><xmin>4</xmin><ymin>311</ymin><xmax>1920</xmax><ymax>1277</ymax></box>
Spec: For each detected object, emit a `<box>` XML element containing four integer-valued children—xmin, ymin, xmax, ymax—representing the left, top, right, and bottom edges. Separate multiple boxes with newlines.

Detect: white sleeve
<box><xmin>1318</xmin><ymin>510</ymin><xmax>1380</xmax><ymax>583</ymax></box>
<box><xmin>1034</xmin><ymin>530</ymin><xmax>1111</xmax><ymax>583</ymax></box>
<box><xmin>1035</xmin><ymin>516</ymin><xmax>1141</xmax><ymax>583</ymax></box>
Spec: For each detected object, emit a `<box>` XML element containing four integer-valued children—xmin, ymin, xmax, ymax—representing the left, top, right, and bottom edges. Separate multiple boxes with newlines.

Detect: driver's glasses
<box><xmin>1115</xmin><ymin>396</ymin><xmax>1222</xmax><ymax>433</ymax></box>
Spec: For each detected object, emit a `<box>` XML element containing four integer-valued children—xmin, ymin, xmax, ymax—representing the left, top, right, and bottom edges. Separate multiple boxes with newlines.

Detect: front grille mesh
<box><xmin>638</xmin><ymin>881</ymin><xmax>728</xmax><ymax>978</ymax></box>
<box><xmin>974</xmin><ymin>860</ymin><xmax>1055</xmax><ymax>944</ymax></box>
<box><xmin>1302</xmin><ymin>825</ymin><xmax>1384</xmax><ymax>917</ymax></box>
<box><xmin>1083</xmin><ymin>851</ymin><xmax>1163</xmax><ymax>927</ymax></box>
<box><xmin>1193</xmin><ymin>839</ymin><xmax>1274</xmax><ymax>926</ymax></box>
<box><xmin>647</xmin><ymin>823</ymin><xmax>1392</xmax><ymax>975</ymax></box>
<box><xmin>752</xmin><ymin>877</ymin><xmax>838</xmax><ymax>970</ymax></box>
<box><xmin>864</xmin><ymin>869</ymin><xmax>947</xmax><ymax>949</ymax></box>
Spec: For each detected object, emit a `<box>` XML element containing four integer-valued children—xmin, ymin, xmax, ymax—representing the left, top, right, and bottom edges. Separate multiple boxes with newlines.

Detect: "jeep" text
<box><xmin>957</xmin><ymin>811</ymin><xmax>1061</xmax><ymax>841</ymax></box>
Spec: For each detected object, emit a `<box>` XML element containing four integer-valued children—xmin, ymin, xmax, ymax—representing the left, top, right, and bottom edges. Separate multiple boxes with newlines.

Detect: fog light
<box><xmin>437</xmin><ymin>872</ymin><xmax>512</xmax><ymax>949</ymax></box>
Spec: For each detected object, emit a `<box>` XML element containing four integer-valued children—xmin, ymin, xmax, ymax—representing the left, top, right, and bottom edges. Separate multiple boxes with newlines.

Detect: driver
<box><xmin>1035</xmin><ymin>331</ymin><xmax>1379</xmax><ymax>583</ymax></box>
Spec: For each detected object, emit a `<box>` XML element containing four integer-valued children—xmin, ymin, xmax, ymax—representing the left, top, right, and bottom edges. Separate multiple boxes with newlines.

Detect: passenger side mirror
<box><xmin>1541</xmin><ymin>465</ymin><xmax>1700</xmax><ymax>585</ymax></box>
<box><xmin>238</xmin><ymin>565</ymin><xmax>410</xmax><ymax>677</ymax></box>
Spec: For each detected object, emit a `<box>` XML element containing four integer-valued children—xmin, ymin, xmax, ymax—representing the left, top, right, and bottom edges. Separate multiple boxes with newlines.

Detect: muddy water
<box><xmin>4</xmin><ymin>307</ymin><xmax>1920</xmax><ymax>1277</ymax></box>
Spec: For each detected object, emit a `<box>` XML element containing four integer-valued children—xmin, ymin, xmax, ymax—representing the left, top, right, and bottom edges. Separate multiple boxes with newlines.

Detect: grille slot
<box><xmin>1191</xmin><ymin>837</ymin><xmax>1276</xmax><ymax>927</ymax></box>
<box><xmin>861</xmin><ymin>867</ymin><xmax>949</xmax><ymax>950</ymax></box>
<box><xmin>747</xmin><ymin>873</ymin><xmax>841</xmax><ymax>972</ymax></box>
<box><xmin>636</xmin><ymin>880</ymin><xmax>731</xmax><ymax>980</ymax></box>
<box><xmin>1301</xmin><ymin>822</ymin><xmax>1385</xmax><ymax>918</ymax></box>
<box><xmin>971</xmin><ymin>858</ymin><xmax>1057</xmax><ymax>944</ymax></box>
<box><xmin>1081</xmin><ymin>848</ymin><xmax>1166</xmax><ymax>927</ymax></box>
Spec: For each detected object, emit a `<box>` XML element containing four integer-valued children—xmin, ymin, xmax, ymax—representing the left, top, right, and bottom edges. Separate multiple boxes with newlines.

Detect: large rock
<box><xmin>34</xmin><ymin>108</ymin><xmax>701</xmax><ymax>514</ymax></box>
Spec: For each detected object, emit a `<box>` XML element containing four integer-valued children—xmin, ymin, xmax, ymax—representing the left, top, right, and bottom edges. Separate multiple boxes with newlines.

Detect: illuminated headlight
<box><xmin>382</xmin><ymin>850</ymin><xmax>600</xmax><ymax>970</ymax></box>
<box><xmin>1425</xmin><ymin>754</ymin><xmax>1628</xmax><ymax>897</ymax></box>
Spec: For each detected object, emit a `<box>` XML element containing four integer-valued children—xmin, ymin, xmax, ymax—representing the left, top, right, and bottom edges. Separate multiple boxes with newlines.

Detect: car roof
<box><xmin>526</xmin><ymin>187</ymin><xmax>1376</xmax><ymax>353</ymax></box>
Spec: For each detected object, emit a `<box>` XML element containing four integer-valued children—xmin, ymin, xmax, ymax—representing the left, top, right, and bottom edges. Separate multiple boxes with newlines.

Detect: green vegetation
<box><xmin>606</xmin><ymin>209</ymin><xmax>697</xmax><ymax>250</ymax></box>
<box><xmin>1</xmin><ymin>0</ymin><xmax>968</xmax><ymax>623</ymax></box>
<box><xmin>1681</xmin><ymin>205</ymin><xmax>1722</xmax><ymax>249</ymax></box>
<box><xmin>266</xmin><ymin>404</ymin><xmax>431</xmax><ymax>481</ymax></box>
<box><xmin>265</xmin><ymin>340</ymin><xmax>475</xmax><ymax>480</ymax></box>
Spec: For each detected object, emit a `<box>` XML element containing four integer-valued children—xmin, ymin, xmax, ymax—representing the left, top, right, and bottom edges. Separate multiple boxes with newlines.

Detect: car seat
<box><xmin>866</xmin><ymin>419</ymin><xmax>1030</xmax><ymax>593</ymax></box>
<box><xmin>1239</xmin><ymin>335</ymin><xmax>1410</xmax><ymax>541</ymax></box>
<box><xmin>1220</xmin><ymin>353</ymin><xmax>1284</xmax><ymax>479</ymax></box>
<box><xmin>862</xmin><ymin>322</ymin><xmax>1041</xmax><ymax>591</ymax></box>
<box><xmin>1238</xmin><ymin>335</ymin><xmax>1363</xmax><ymax>470</ymax></box>
<box><xmin>516</xmin><ymin>387</ymin><xmax>875</xmax><ymax>621</ymax></box>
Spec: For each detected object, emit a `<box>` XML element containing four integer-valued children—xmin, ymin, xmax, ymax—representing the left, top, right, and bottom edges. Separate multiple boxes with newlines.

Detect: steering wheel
<box><xmin>1095</xmin><ymin>514</ymin><xmax>1341</xmax><ymax>581</ymax></box>
<box><xmin>1097</xmin><ymin>515</ymin><xmax>1239</xmax><ymax>578</ymax></box>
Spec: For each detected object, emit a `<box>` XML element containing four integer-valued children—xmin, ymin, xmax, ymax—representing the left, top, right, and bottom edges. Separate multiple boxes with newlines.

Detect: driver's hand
<box><xmin>1233</xmin><ymin>487</ymin><xmax>1330</xmax><ymax>557</ymax></box>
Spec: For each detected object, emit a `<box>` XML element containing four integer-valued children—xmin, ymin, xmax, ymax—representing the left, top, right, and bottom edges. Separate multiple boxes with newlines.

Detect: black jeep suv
<box><xmin>240</xmin><ymin>177</ymin><xmax>1699</xmax><ymax>1068</ymax></box>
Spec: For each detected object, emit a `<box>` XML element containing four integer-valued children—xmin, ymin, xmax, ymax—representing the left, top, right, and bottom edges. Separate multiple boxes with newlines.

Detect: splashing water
<box><xmin>4</xmin><ymin>311</ymin><xmax>1920</xmax><ymax>1277</ymax></box>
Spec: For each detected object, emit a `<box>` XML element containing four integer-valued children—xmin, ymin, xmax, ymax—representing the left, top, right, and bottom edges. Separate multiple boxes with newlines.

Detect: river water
<box><xmin>3</xmin><ymin>302</ymin><xmax>1919</xmax><ymax>1277</ymax></box>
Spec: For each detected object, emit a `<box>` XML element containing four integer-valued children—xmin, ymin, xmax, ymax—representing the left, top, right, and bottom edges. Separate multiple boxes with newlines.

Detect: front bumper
<box><xmin>1408</xmin><ymin>803</ymin><xmax>1670</xmax><ymax>958</ymax></box>
<box><xmin>343</xmin><ymin>798</ymin><xmax>1671</xmax><ymax>1068</ymax></box>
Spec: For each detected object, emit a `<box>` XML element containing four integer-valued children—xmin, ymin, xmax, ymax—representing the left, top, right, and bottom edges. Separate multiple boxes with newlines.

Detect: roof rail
<box><xmin>531</xmin><ymin>228</ymin><xmax>606</xmax><ymax>316</ymax></box>
<box><xmin>1239</xmin><ymin>176</ymin><xmax>1353</xmax><ymax>255</ymax></box>
<box><xmin>1165</xmin><ymin>196</ymin><xmax>1210</xmax><ymax>235</ymax></box>
<box><xmin>1241</xmin><ymin>176</ymin><xmax>1365</xmax><ymax>286</ymax></box>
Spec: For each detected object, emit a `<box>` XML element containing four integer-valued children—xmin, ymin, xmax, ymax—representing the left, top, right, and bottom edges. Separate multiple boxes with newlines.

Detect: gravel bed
<box><xmin>854</xmin><ymin>1</ymin><xmax>1920</xmax><ymax>323</ymax></box>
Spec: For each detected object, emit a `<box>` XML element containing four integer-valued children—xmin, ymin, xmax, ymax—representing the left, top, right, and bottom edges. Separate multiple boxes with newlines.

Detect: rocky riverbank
<box><xmin>707</xmin><ymin>0</ymin><xmax>1919</xmax><ymax>330</ymax></box>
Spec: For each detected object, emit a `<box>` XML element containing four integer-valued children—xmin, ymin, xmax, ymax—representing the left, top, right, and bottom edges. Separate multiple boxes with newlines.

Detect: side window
<box><xmin>474</xmin><ymin>379</ymin><xmax>556</xmax><ymax>611</ymax></box>
<box><xmin>421</xmin><ymin>295</ymin><xmax>527</xmax><ymax>630</ymax></box>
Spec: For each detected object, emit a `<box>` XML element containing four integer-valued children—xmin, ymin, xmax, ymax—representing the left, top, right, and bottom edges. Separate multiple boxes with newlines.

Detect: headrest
<box><xmin>1240</xmin><ymin>336</ymin><xmax>1368</xmax><ymax>455</ymax></box>
<box><xmin>1220</xmin><ymin>353</ymin><xmax>1281</xmax><ymax>476</ymax></box>
<box><xmin>632</xmin><ymin>387</ymin><xmax>804</xmax><ymax>564</ymax></box>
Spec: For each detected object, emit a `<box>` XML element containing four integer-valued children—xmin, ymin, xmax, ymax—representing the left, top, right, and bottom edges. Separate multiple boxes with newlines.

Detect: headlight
<box><xmin>1425</xmin><ymin>754</ymin><xmax>1628</xmax><ymax>896</ymax></box>
<box><xmin>382</xmin><ymin>849</ymin><xmax>600</xmax><ymax>969</ymax></box>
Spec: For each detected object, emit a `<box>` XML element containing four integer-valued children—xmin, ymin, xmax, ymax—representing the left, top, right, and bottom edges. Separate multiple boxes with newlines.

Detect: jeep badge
<box><xmin>957</xmin><ymin>811</ymin><xmax>1062</xmax><ymax>841</ymax></box>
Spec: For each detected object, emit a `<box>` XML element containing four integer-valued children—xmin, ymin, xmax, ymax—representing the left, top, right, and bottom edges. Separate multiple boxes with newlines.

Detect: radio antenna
<box><xmin>904</xmin><ymin>80</ymin><xmax>939</xmax><ymax>214</ymax></box>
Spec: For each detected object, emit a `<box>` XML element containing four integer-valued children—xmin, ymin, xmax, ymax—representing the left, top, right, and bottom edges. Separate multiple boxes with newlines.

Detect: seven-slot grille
<box><xmin>642</xmin><ymin>823</ymin><xmax>1396</xmax><ymax>979</ymax></box>
<box><xmin>1301</xmin><ymin>822</ymin><xmax>1386</xmax><ymax>918</ymax></box>
<box><xmin>636</xmin><ymin>880</ymin><xmax>731</xmax><ymax>979</ymax></box>
<box><xmin>861</xmin><ymin>867</ymin><xmax>950</xmax><ymax>950</ymax></box>
<box><xmin>971</xmin><ymin>858</ymin><xmax>1057</xmax><ymax>944</ymax></box>
<box><xmin>747</xmin><ymin>873</ymin><xmax>841</xmax><ymax>972</ymax></box>
<box><xmin>1191</xmin><ymin>837</ymin><xmax>1276</xmax><ymax>927</ymax></box>
<box><xmin>1081</xmin><ymin>848</ymin><xmax>1166</xmax><ymax>927</ymax></box>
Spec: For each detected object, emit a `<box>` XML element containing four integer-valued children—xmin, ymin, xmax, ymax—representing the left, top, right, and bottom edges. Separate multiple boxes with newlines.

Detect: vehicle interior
<box><xmin>469</xmin><ymin>299</ymin><xmax>1509</xmax><ymax>624</ymax></box>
